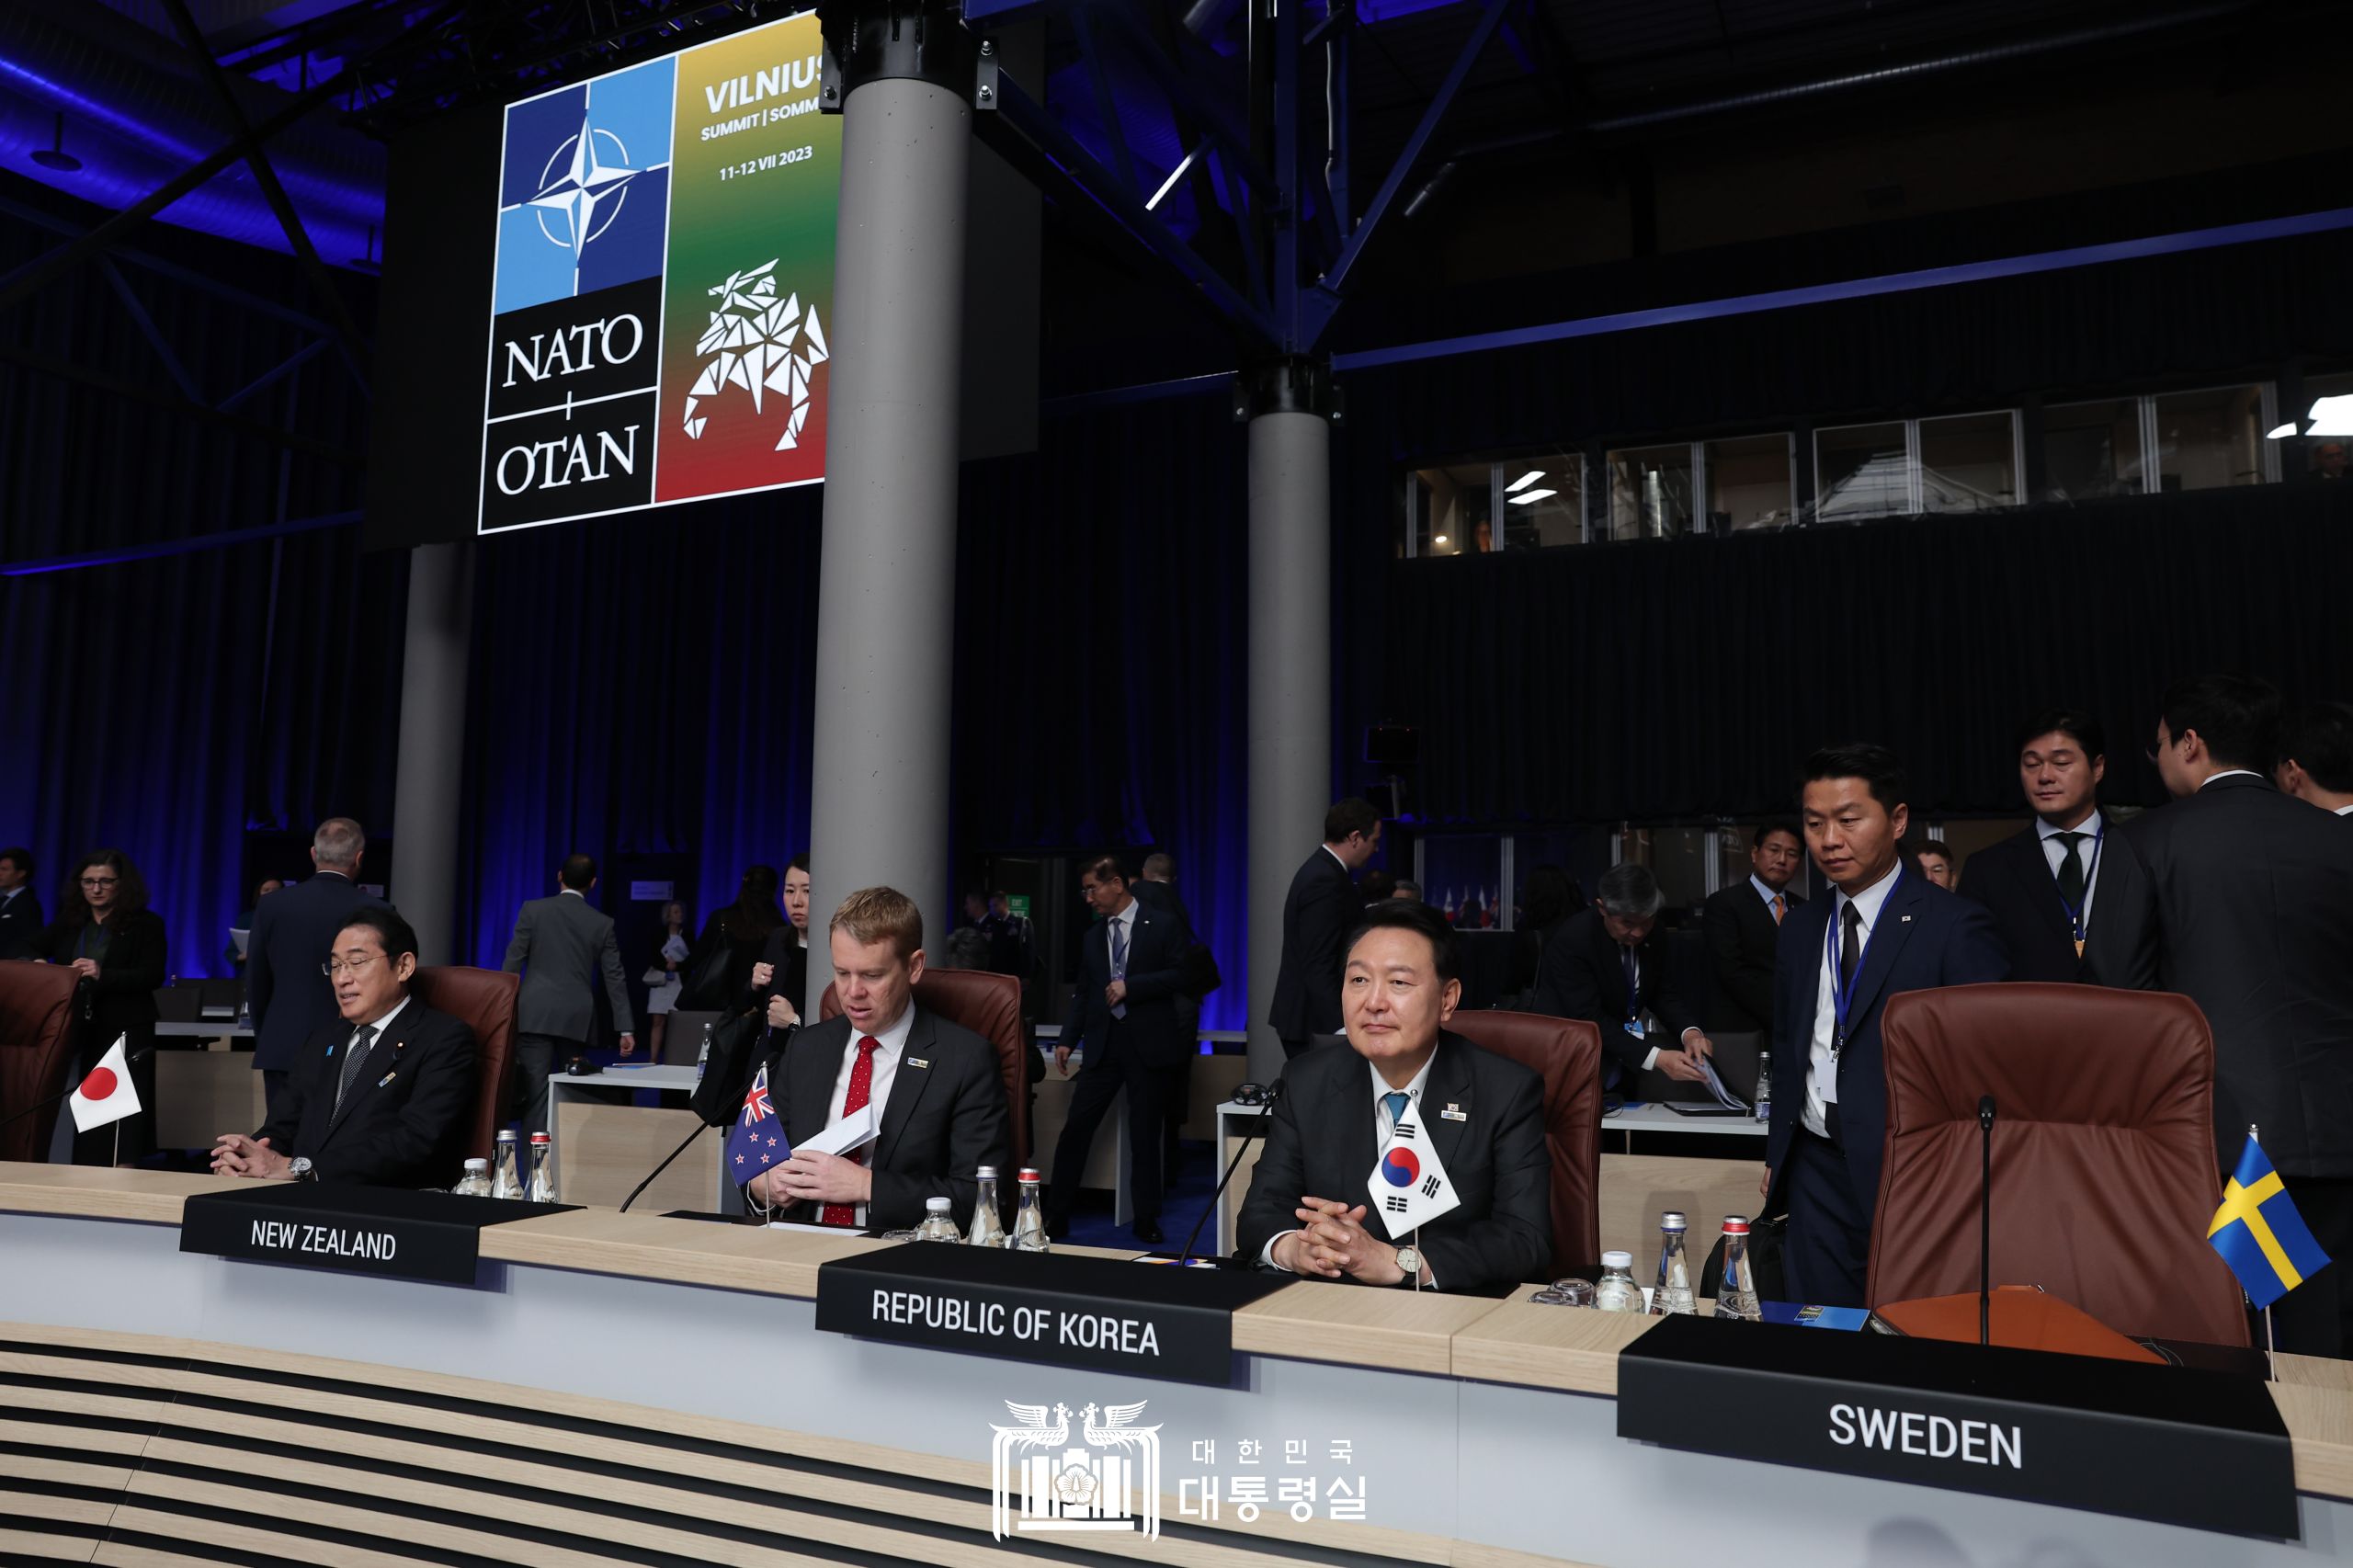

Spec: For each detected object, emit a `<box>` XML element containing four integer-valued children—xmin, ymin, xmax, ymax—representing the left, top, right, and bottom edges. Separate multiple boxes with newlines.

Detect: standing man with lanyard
<box><xmin>1765</xmin><ymin>744</ymin><xmax>2009</xmax><ymax>1307</ymax></box>
<box><xmin>1959</xmin><ymin>710</ymin><xmax>2111</xmax><ymax>982</ymax></box>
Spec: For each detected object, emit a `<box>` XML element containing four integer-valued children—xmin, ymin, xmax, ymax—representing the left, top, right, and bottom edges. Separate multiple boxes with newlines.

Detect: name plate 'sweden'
<box><xmin>180</xmin><ymin>1184</ymin><xmax>571</xmax><ymax>1286</ymax></box>
<box><xmin>815</xmin><ymin>1244</ymin><xmax>1289</xmax><ymax>1387</ymax></box>
<box><xmin>1617</xmin><ymin>1313</ymin><xmax>2297</xmax><ymax>1539</ymax></box>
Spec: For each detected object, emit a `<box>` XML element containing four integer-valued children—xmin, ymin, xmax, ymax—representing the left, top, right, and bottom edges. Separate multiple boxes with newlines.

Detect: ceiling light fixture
<box><xmin>30</xmin><ymin>112</ymin><xmax>80</xmax><ymax>174</ymax></box>
<box><xmin>1505</xmin><ymin>470</ymin><xmax>1544</xmax><ymax>493</ymax></box>
<box><xmin>1506</xmin><ymin>488</ymin><xmax>1558</xmax><ymax>506</ymax></box>
<box><xmin>1432</xmin><ymin>534</ymin><xmax>1449</xmax><ymax>546</ymax></box>
<box><xmin>2265</xmin><ymin>422</ymin><xmax>2299</xmax><ymax>440</ymax></box>
<box><xmin>2306</xmin><ymin>395</ymin><xmax>2353</xmax><ymax>437</ymax></box>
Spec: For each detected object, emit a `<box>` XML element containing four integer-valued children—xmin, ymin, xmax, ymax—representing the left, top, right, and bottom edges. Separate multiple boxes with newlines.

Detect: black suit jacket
<box><xmin>1701</xmin><ymin>882</ymin><xmax>1802</xmax><ymax>1031</ymax></box>
<box><xmin>0</xmin><ymin>885</ymin><xmax>44</xmax><ymax>960</ymax></box>
<box><xmin>2086</xmin><ymin>775</ymin><xmax>2353</xmax><ymax>1177</ymax></box>
<box><xmin>1269</xmin><ymin>848</ymin><xmax>1358</xmax><ymax>1039</ymax></box>
<box><xmin>1234</xmin><ymin>1033</ymin><xmax>1552</xmax><ymax>1290</ymax></box>
<box><xmin>1764</xmin><ymin>872</ymin><xmax>2009</xmax><ymax>1219</ymax></box>
<box><xmin>248</xmin><ymin>873</ymin><xmax>380</xmax><ymax>1074</ymax></box>
<box><xmin>755</xmin><ymin>927</ymin><xmax>811</xmax><ymax>1021</ymax></box>
<box><xmin>38</xmin><ymin>909</ymin><xmax>168</xmax><ymax>1043</ymax></box>
<box><xmin>755</xmin><ymin>1006</ymin><xmax>1011</xmax><ymax>1230</ymax></box>
<box><xmin>1957</xmin><ymin>820</ymin><xmax>2105</xmax><ymax>983</ymax></box>
<box><xmin>1533</xmin><ymin>907</ymin><xmax>1702</xmax><ymax>1078</ymax></box>
<box><xmin>256</xmin><ymin>1001</ymin><xmax>479</xmax><ymax>1187</ymax></box>
<box><xmin>1065</xmin><ymin>899</ymin><xmax>1193</xmax><ymax>1068</ymax></box>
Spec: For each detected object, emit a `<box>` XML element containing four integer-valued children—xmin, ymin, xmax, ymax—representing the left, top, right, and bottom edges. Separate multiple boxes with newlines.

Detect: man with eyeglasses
<box><xmin>247</xmin><ymin>818</ymin><xmax>381</xmax><ymax>1123</ymax></box>
<box><xmin>210</xmin><ymin>906</ymin><xmax>478</xmax><ymax>1188</ymax></box>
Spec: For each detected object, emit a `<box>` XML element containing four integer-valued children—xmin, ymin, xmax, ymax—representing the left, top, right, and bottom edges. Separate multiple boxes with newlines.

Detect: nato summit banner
<box><xmin>477</xmin><ymin>12</ymin><xmax>840</xmax><ymax>534</ymax></box>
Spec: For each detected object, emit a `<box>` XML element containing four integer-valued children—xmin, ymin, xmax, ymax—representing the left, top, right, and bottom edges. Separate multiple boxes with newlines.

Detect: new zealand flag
<box><xmin>724</xmin><ymin>1062</ymin><xmax>791</xmax><ymax>1182</ymax></box>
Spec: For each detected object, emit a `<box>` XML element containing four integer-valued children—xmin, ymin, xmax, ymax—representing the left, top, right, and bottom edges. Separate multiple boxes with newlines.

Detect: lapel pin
<box><xmin>377</xmin><ymin>1070</ymin><xmax>398</xmax><ymax>1088</ymax></box>
<box><xmin>907</xmin><ymin>1057</ymin><xmax>930</xmax><ymax>1069</ymax></box>
<box><xmin>1440</xmin><ymin>1107</ymin><xmax>1469</xmax><ymax>1121</ymax></box>
<box><xmin>1900</xmin><ymin>915</ymin><xmax>1912</xmax><ymax>924</ymax></box>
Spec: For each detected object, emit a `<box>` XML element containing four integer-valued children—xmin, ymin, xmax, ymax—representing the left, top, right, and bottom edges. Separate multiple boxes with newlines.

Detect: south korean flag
<box><xmin>1367</xmin><ymin>1099</ymin><xmax>1460</xmax><ymax>1233</ymax></box>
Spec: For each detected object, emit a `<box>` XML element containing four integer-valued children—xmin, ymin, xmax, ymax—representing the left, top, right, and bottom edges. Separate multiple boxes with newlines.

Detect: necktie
<box><xmin>2053</xmin><ymin>831</ymin><xmax>2087</xmax><ymax>908</ymax></box>
<box><xmin>1839</xmin><ymin>903</ymin><xmax>1863</xmax><ymax>991</ymax></box>
<box><xmin>1771</xmin><ymin>894</ymin><xmax>1786</xmax><ymax>926</ymax></box>
<box><xmin>820</xmin><ymin>1036</ymin><xmax>881</xmax><ymax>1228</ymax></box>
<box><xmin>1382</xmin><ymin>1091</ymin><xmax>1409</xmax><ymax>1137</ymax></box>
<box><xmin>1110</xmin><ymin>919</ymin><xmax>1129</xmax><ymax>1021</ymax></box>
<box><xmin>333</xmin><ymin>1024</ymin><xmax>379</xmax><ymax>1118</ymax></box>
<box><xmin>1620</xmin><ymin>947</ymin><xmax>1638</xmax><ymax>1005</ymax></box>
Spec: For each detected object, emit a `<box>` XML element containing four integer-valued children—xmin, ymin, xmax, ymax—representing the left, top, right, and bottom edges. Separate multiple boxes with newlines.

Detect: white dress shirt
<box><xmin>1802</xmin><ymin>860</ymin><xmax>1903</xmax><ymax>1139</ymax></box>
<box><xmin>2035</xmin><ymin>810</ymin><xmax>2103</xmax><ymax>931</ymax></box>
<box><xmin>2202</xmin><ymin>769</ymin><xmax>2265</xmax><ymax>788</ymax></box>
<box><xmin>2336</xmin><ymin>805</ymin><xmax>2353</xmax><ymax>818</ymax></box>
<box><xmin>1259</xmin><ymin>1052</ymin><xmax>1438</xmax><ymax>1277</ymax></box>
<box><xmin>349</xmin><ymin>994</ymin><xmax>411</xmax><ymax>1050</ymax></box>
<box><xmin>1749</xmin><ymin>874</ymin><xmax>1786</xmax><ymax>912</ymax></box>
<box><xmin>825</xmin><ymin>999</ymin><xmax>915</xmax><ymax>1227</ymax></box>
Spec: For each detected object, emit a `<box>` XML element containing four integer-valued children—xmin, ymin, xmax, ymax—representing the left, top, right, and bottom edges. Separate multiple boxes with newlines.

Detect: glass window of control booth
<box><xmin>1608</xmin><ymin>445</ymin><xmax>1697</xmax><ymax>540</ymax></box>
<box><xmin>1407</xmin><ymin>463</ymin><xmax>1495</xmax><ymax>557</ymax></box>
<box><xmin>1703</xmin><ymin>434</ymin><xmax>1795</xmax><ymax>531</ymax></box>
<box><xmin>1920</xmin><ymin>411</ymin><xmax>2020</xmax><ymax>513</ymax></box>
<box><xmin>1415</xmin><ymin>835</ymin><xmax>1506</xmax><ymax>928</ymax></box>
<box><xmin>1712</xmin><ymin>824</ymin><xmax>1813</xmax><ymax>903</ymax></box>
<box><xmin>2297</xmin><ymin>370</ymin><xmax>2353</xmax><ymax>480</ymax></box>
<box><xmin>1615</xmin><ymin>825</ymin><xmax>1712</xmax><ymax>914</ymax></box>
<box><xmin>1501</xmin><ymin>454</ymin><xmax>1586</xmax><ymax>548</ymax></box>
<box><xmin>2042</xmin><ymin>398</ymin><xmax>2144</xmax><ymax>501</ymax></box>
<box><xmin>2154</xmin><ymin>384</ymin><xmax>2273</xmax><ymax>491</ymax></box>
<box><xmin>1811</xmin><ymin>423</ymin><xmax>1910</xmax><ymax>521</ymax></box>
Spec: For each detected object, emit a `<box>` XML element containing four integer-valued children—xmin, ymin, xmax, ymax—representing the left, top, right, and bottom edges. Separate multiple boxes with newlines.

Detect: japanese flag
<box><xmin>69</xmin><ymin>1034</ymin><xmax>141</xmax><ymax>1133</ymax></box>
<box><xmin>1366</xmin><ymin>1103</ymin><xmax>1461</xmax><ymax>1234</ymax></box>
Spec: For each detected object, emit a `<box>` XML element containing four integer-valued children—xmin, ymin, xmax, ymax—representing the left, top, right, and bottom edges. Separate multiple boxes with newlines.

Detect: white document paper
<box><xmin>1696</xmin><ymin>1054</ymin><xmax>1749</xmax><ymax>1113</ymax></box>
<box><xmin>798</xmin><ymin>1103</ymin><xmax>878</xmax><ymax>1158</ymax></box>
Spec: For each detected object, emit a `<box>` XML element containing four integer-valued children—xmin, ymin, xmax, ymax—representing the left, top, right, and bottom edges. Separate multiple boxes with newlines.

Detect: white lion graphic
<box><xmin>684</xmin><ymin>258</ymin><xmax>828</xmax><ymax>450</ymax></box>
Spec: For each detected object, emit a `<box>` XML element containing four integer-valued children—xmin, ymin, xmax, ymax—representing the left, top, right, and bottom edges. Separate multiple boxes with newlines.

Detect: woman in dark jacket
<box><xmin>688</xmin><ymin>864</ymin><xmax>783</xmax><ymax>1009</ymax></box>
<box><xmin>751</xmin><ymin>853</ymin><xmax>813</xmax><ymax>1029</ymax></box>
<box><xmin>38</xmin><ymin>848</ymin><xmax>168</xmax><ymax>1165</ymax></box>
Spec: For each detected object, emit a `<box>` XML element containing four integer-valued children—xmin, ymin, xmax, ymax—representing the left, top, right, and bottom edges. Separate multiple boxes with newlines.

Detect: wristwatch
<box><xmin>1393</xmin><ymin>1244</ymin><xmax>1422</xmax><ymax>1285</ymax></box>
<box><xmin>288</xmin><ymin>1157</ymin><xmax>316</xmax><ymax>1183</ymax></box>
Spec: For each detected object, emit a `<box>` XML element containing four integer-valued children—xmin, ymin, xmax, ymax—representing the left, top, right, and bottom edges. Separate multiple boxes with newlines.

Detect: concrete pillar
<box><xmin>391</xmin><ymin>540</ymin><xmax>474</xmax><ymax>965</ymax></box>
<box><xmin>806</xmin><ymin>3</ymin><xmax>975</xmax><ymax>1016</ymax></box>
<box><xmin>1244</xmin><ymin>358</ymin><xmax>1336</xmax><ymax>1083</ymax></box>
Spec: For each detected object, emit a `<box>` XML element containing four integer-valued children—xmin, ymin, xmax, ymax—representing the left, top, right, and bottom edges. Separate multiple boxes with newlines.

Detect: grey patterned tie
<box><xmin>334</xmin><ymin>1025</ymin><xmax>380</xmax><ymax>1118</ymax></box>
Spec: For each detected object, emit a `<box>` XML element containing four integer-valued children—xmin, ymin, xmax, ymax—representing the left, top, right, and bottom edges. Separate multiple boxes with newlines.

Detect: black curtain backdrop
<box><xmin>1378</xmin><ymin>482</ymin><xmax>2353</xmax><ymax>826</ymax></box>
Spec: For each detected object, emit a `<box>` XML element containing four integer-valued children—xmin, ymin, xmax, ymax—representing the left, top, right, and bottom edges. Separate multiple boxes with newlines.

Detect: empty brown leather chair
<box><xmin>1443</xmin><ymin>1010</ymin><xmax>1603</xmax><ymax>1278</ymax></box>
<box><xmin>410</xmin><ymin>966</ymin><xmax>520</xmax><ymax>1165</ymax></box>
<box><xmin>0</xmin><ymin>961</ymin><xmax>83</xmax><ymax>1163</ymax></box>
<box><xmin>821</xmin><ymin>967</ymin><xmax>1030</xmax><ymax>1165</ymax></box>
<box><xmin>1870</xmin><ymin>983</ymin><xmax>2248</xmax><ymax>1346</ymax></box>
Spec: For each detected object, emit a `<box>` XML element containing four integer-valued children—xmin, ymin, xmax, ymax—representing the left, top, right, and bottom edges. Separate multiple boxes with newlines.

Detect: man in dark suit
<box><xmin>210</xmin><ymin>905</ymin><xmax>478</xmax><ymax>1188</ymax></box>
<box><xmin>2089</xmin><ymin>676</ymin><xmax>2353</xmax><ymax>1355</ymax></box>
<box><xmin>745</xmin><ymin>886</ymin><xmax>1010</xmax><ymax>1231</ymax></box>
<box><xmin>2277</xmin><ymin>700</ymin><xmax>2353</xmax><ymax>817</ymax></box>
<box><xmin>504</xmin><ymin>853</ymin><xmax>636</xmax><ymax>1137</ymax></box>
<box><xmin>1135</xmin><ymin>851</ymin><xmax>1204</xmax><ymax>1181</ymax></box>
<box><xmin>1269</xmin><ymin>798</ymin><xmax>1382</xmax><ymax>1059</ymax></box>
<box><xmin>1765</xmin><ymin>744</ymin><xmax>2010</xmax><ymax>1307</ymax></box>
<box><xmin>246</xmin><ymin>818</ymin><xmax>379</xmax><ymax>1123</ymax></box>
<box><xmin>0</xmin><ymin>846</ymin><xmax>41</xmax><ymax>960</ymax></box>
<box><xmin>1535</xmin><ymin>863</ymin><xmax>1716</xmax><ymax>1093</ymax></box>
<box><xmin>1238</xmin><ymin>900</ymin><xmax>1551</xmax><ymax>1291</ymax></box>
<box><xmin>1958</xmin><ymin>709</ymin><xmax>2114</xmax><ymax>983</ymax></box>
<box><xmin>1046</xmin><ymin>856</ymin><xmax>1194</xmax><ymax>1244</ymax></box>
<box><xmin>1701</xmin><ymin>823</ymin><xmax>1804</xmax><ymax>1032</ymax></box>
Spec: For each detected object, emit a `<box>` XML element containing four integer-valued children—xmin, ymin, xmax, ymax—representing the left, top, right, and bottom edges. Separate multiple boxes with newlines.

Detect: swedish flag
<box><xmin>2208</xmin><ymin>1134</ymin><xmax>2332</xmax><ymax>1309</ymax></box>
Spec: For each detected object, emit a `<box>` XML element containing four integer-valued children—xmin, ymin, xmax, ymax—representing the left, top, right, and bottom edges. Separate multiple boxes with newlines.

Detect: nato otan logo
<box><xmin>526</xmin><ymin>115</ymin><xmax>642</xmax><ymax>260</ymax></box>
<box><xmin>685</xmin><ymin>257</ymin><xmax>828</xmax><ymax>450</ymax></box>
<box><xmin>990</xmin><ymin>1399</ymin><xmax>1161</xmax><ymax>1540</ymax></box>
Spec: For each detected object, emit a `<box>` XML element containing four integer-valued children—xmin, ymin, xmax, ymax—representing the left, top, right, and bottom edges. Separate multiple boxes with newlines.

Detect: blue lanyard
<box><xmin>1824</xmin><ymin>868</ymin><xmax>1903</xmax><ymax>1052</ymax></box>
<box><xmin>1620</xmin><ymin>947</ymin><xmax>1642</xmax><ymax>1031</ymax></box>
<box><xmin>2050</xmin><ymin>821</ymin><xmax>2103</xmax><ymax>945</ymax></box>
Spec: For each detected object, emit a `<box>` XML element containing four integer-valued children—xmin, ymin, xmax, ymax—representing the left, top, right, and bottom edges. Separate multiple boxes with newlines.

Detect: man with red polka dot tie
<box><xmin>745</xmin><ymin>887</ymin><xmax>1010</xmax><ymax>1231</ymax></box>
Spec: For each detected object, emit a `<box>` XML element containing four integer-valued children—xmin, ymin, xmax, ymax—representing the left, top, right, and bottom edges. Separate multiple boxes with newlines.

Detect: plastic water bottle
<box><xmin>1595</xmin><ymin>1250</ymin><xmax>1642</xmax><ymax>1312</ymax></box>
<box><xmin>1649</xmin><ymin>1210</ymin><xmax>1695</xmax><ymax>1315</ymax></box>
<box><xmin>915</xmin><ymin>1196</ymin><xmax>962</xmax><ymax>1242</ymax></box>
<box><xmin>1008</xmin><ymin>1166</ymin><xmax>1051</xmax><ymax>1252</ymax></box>
<box><xmin>453</xmin><ymin>1157</ymin><xmax>492</xmax><ymax>1198</ymax></box>
<box><xmin>1753</xmin><ymin>1051</ymin><xmax>1772</xmax><ymax>1123</ymax></box>
<box><xmin>967</xmin><ymin>1165</ymin><xmax>1007</xmax><ymax>1248</ymax></box>
<box><xmin>1716</xmin><ymin>1215</ymin><xmax>1761</xmax><ymax>1321</ymax></box>
<box><xmin>527</xmin><ymin>1131</ymin><xmax>557</xmax><ymax>1202</ymax></box>
<box><xmin>695</xmin><ymin>1019</ymin><xmax>714</xmax><ymax>1084</ymax></box>
<box><xmin>490</xmin><ymin>1129</ymin><xmax>523</xmax><ymax>1199</ymax></box>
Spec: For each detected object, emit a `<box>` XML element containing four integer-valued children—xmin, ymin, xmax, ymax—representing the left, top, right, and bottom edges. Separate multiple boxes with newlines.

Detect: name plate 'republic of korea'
<box><xmin>815</xmin><ymin>1244</ymin><xmax>1290</xmax><ymax>1387</ymax></box>
<box><xmin>1617</xmin><ymin>1314</ymin><xmax>2297</xmax><ymax>1539</ymax></box>
<box><xmin>180</xmin><ymin>1184</ymin><xmax>573</xmax><ymax>1286</ymax></box>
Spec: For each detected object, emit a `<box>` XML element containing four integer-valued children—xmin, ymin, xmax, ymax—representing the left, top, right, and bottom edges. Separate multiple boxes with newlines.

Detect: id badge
<box><xmin>1622</xmin><ymin>1019</ymin><xmax>1645</xmax><ymax>1040</ymax></box>
<box><xmin>1819</xmin><ymin>1068</ymin><xmax>1839</xmax><ymax>1106</ymax></box>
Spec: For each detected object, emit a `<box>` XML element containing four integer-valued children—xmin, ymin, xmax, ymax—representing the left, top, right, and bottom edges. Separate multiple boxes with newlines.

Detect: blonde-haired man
<box><xmin>743</xmin><ymin>886</ymin><xmax>1010</xmax><ymax>1230</ymax></box>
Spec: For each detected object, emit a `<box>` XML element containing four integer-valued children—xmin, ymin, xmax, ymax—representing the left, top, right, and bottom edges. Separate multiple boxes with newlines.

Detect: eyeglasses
<box><xmin>79</xmin><ymin>876</ymin><xmax>119</xmax><ymax>889</ymax></box>
<box><xmin>321</xmin><ymin>954</ymin><xmax>383</xmax><ymax>978</ymax></box>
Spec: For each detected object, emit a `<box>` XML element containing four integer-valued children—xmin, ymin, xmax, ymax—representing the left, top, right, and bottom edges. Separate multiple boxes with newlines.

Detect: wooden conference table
<box><xmin>6</xmin><ymin>1161</ymin><xmax>2353</xmax><ymax>1568</ymax></box>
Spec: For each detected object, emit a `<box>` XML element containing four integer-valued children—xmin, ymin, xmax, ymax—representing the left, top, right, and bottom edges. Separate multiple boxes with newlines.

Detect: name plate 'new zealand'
<box><xmin>180</xmin><ymin>1184</ymin><xmax>572</xmax><ymax>1286</ymax></box>
<box><xmin>1618</xmin><ymin>1313</ymin><xmax>2296</xmax><ymax>1539</ymax></box>
<box><xmin>815</xmin><ymin>1244</ymin><xmax>1288</xmax><ymax>1386</ymax></box>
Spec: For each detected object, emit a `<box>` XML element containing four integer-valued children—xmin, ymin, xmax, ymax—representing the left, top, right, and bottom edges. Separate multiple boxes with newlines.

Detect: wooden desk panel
<box><xmin>553</xmin><ymin>1099</ymin><xmax>719</xmax><ymax>1211</ymax></box>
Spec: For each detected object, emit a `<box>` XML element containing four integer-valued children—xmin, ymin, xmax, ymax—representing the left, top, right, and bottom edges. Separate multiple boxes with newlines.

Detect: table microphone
<box><xmin>1172</xmin><ymin>1080</ymin><xmax>1285</xmax><ymax>1266</ymax></box>
<box><xmin>1978</xmin><ymin>1093</ymin><xmax>1996</xmax><ymax>1347</ymax></box>
<box><xmin>619</xmin><ymin>1122</ymin><xmax>707</xmax><ymax>1213</ymax></box>
<box><xmin>0</xmin><ymin>1046</ymin><xmax>157</xmax><ymax>1130</ymax></box>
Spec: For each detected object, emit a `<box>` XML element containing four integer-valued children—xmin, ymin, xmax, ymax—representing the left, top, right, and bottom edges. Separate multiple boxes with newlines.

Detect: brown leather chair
<box><xmin>0</xmin><ymin>961</ymin><xmax>83</xmax><ymax>1163</ymax></box>
<box><xmin>1442</xmin><ymin>1011</ymin><xmax>1604</xmax><ymax>1278</ymax></box>
<box><xmin>820</xmin><ymin>967</ymin><xmax>1030</xmax><ymax>1165</ymax></box>
<box><xmin>409</xmin><ymin>966</ymin><xmax>520</xmax><ymax>1165</ymax></box>
<box><xmin>1869</xmin><ymin>983</ymin><xmax>2249</xmax><ymax>1346</ymax></box>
